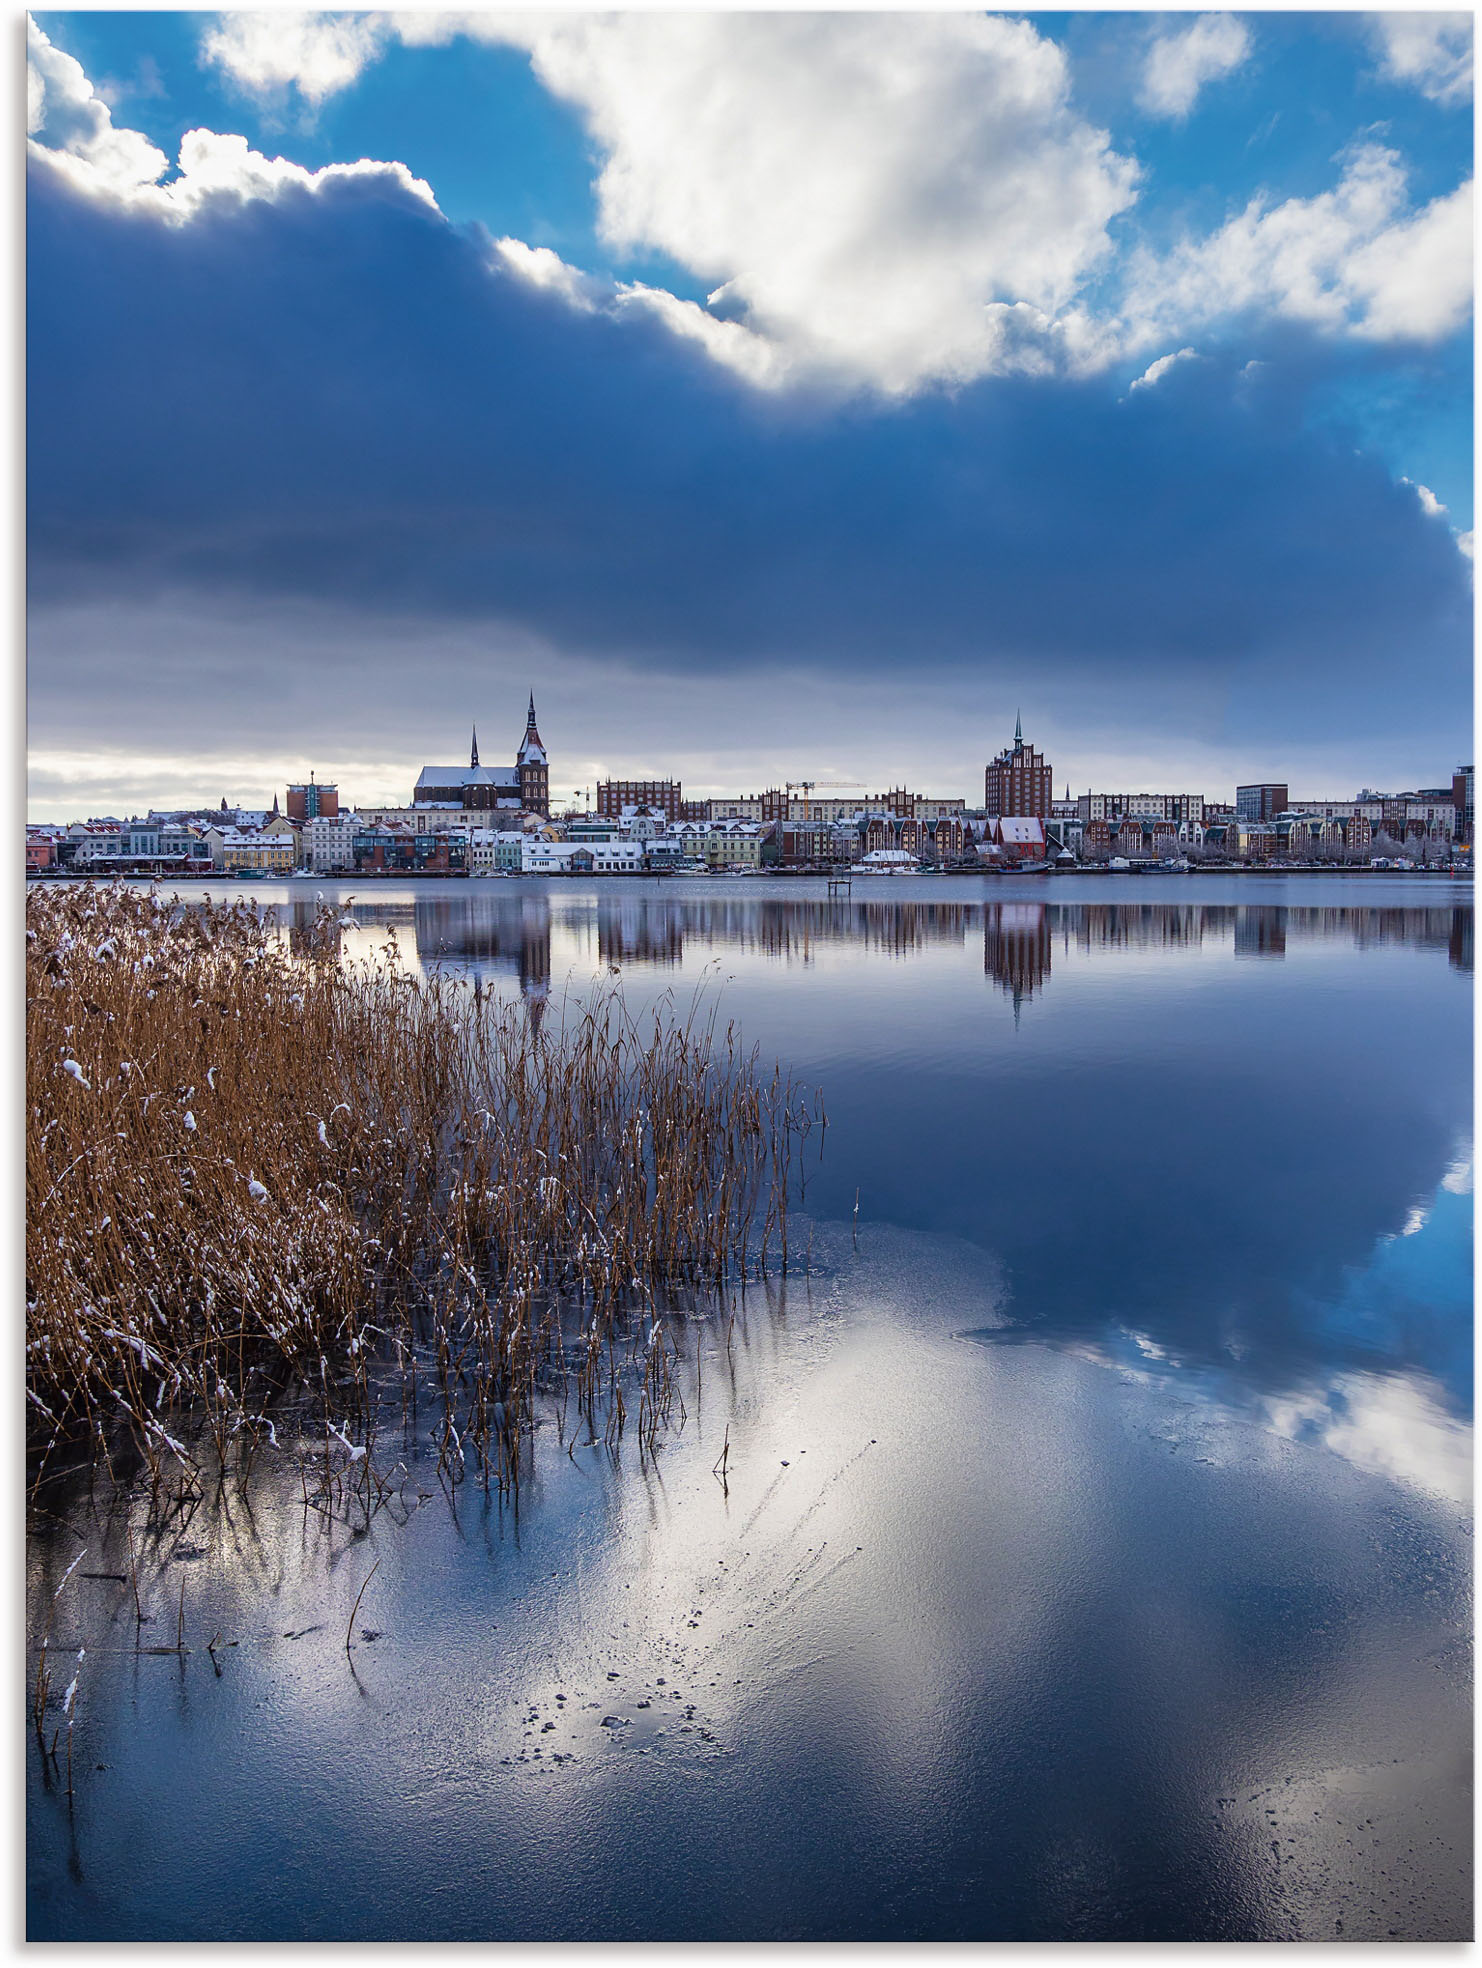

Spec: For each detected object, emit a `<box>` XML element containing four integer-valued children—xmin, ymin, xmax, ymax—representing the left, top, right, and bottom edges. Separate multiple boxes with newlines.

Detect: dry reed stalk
<box><xmin>28</xmin><ymin>883</ymin><xmax>820</xmax><ymax>1492</ymax></box>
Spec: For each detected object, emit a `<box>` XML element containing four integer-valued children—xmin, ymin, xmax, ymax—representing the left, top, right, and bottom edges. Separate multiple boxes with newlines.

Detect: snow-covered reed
<box><xmin>27</xmin><ymin>883</ymin><xmax>820</xmax><ymax>1497</ymax></box>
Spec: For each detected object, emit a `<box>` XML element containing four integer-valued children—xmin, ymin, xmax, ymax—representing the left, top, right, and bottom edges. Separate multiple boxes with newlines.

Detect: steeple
<box><xmin>470</xmin><ymin>724</ymin><xmax>479</xmax><ymax>769</ymax></box>
<box><xmin>518</xmin><ymin>692</ymin><xmax>545</xmax><ymax>762</ymax></box>
<box><xmin>516</xmin><ymin>688</ymin><xmax>549</xmax><ymax>814</ymax></box>
<box><xmin>1014</xmin><ymin>709</ymin><xmax>1023</xmax><ymax>748</ymax></box>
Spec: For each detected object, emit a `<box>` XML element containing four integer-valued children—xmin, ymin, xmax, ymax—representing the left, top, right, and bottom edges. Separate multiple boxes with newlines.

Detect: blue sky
<box><xmin>26</xmin><ymin>10</ymin><xmax>1474</xmax><ymax>817</ymax></box>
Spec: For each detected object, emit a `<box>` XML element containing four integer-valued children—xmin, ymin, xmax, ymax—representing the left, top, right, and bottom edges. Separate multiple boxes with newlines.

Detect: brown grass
<box><xmin>27</xmin><ymin>882</ymin><xmax>820</xmax><ymax>1499</ymax></box>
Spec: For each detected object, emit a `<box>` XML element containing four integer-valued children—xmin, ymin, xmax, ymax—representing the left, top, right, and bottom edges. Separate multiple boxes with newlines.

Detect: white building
<box><xmin>522</xmin><ymin>839</ymin><xmax>646</xmax><ymax>875</ymax></box>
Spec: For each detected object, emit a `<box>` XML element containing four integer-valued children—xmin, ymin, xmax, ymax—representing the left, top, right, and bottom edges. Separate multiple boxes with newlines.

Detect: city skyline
<box><xmin>24</xmin><ymin>693</ymin><xmax>1468</xmax><ymax>828</ymax></box>
<box><xmin>28</xmin><ymin>11</ymin><xmax>1473</xmax><ymax>819</ymax></box>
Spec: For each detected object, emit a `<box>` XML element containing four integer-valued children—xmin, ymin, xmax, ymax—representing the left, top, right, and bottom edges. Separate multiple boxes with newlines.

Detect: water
<box><xmin>28</xmin><ymin>876</ymin><xmax>1473</xmax><ymax>1940</ymax></box>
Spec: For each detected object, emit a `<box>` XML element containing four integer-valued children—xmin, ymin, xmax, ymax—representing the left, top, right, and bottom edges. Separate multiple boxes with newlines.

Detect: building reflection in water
<box><xmin>1235</xmin><ymin>907</ymin><xmax>1287</xmax><ymax>960</ymax></box>
<box><xmin>283</xmin><ymin>892</ymin><xmax>1471</xmax><ymax>1017</ymax></box>
<box><xmin>411</xmin><ymin>895</ymin><xmax>553</xmax><ymax>1029</ymax></box>
<box><xmin>596</xmin><ymin>897</ymin><xmax>684</xmax><ymax>968</ymax></box>
<box><xmin>1448</xmin><ymin>907</ymin><xmax>1473</xmax><ymax>974</ymax></box>
<box><xmin>983</xmin><ymin>903</ymin><xmax>1052</xmax><ymax>1017</ymax></box>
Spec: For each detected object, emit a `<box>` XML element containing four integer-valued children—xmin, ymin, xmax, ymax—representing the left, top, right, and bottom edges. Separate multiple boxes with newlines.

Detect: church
<box><xmin>413</xmin><ymin>696</ymin><xmax>549</xmax><ymax>816</ymax></box>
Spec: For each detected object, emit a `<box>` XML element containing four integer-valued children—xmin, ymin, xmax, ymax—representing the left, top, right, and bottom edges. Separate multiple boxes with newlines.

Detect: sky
<box><xmin>26</xmin><ymin>8</ymin><xmax>1475</xmax><ymax>820</ymax></box>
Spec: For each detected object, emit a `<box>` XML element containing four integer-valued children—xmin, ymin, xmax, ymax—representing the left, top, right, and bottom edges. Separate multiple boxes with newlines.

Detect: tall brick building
<box><xmin>597</xmin><ymin>778</ymin><xmax>684</xmax><ymax>820</ymax></box>
<box><xmin>984</xmin><ymin>715</ymin><xmax>1052</xmax><ymax>818</ymax></box>
<box><xmin>285</xmin><ymin>776</ymin><xmax>338</xmax><ymax>821</ymax></box>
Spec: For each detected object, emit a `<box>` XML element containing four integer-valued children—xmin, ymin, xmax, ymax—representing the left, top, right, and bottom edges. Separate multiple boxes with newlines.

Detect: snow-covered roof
<box><xmin>415</xmin><ymin>764</ymin><xmax>520</xmax><ymax>790</ymax></box>
<box><xmin>992</xmin><ymin>816</ymin><xmax>1045</xmax><ymax>844</ymax></box>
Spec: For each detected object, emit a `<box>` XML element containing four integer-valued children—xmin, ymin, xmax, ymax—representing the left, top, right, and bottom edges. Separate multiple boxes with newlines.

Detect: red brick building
<box><xmin>285</xmin><ymin>777</ymin><xmax>339</xmax><ymax>821</ymax></box>
<box><xmin>597</xmin><ymin>779</ymin><xmax>684</xmax><ymax>820</ymax></box>
<box><xmin>984</xmin><ymin>715</ymin><xmax>1053</xmax><ymax>818</ymax></box>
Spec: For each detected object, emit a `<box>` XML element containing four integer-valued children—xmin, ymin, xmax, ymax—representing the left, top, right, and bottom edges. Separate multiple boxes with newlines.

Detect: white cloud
<box><xmin>504</xmin><ymin>13</ymin><xmax>1141</xmax><ymax>394</ymax></box>
<box><xmin>1370</xmin><ymin>12</ymin><xmax>1473</xmax><ymax>106</ymax></box>
<box><xmin>1129</xmin><ymin>346</ymin><xmax>1197</xmax><ymax>390</ymax></box>
<box><xmin>1399</xmin><ymin>481</ymin><xmax>1475</xmax><ymax>566</ymax></box>
<box><xmin>1140</xmin><ymin>14</ymin><xmax>1252</xmax><ymax>120</ymax></box>
<box><xmin>1123</xmin><ymin>143</ymin><xmax>1474</xmax><ymax>348</ymax></box>
<box><xmin>1403</xmin><ymin>477</ymin><xmax>1446</xmax><ymax>519</ymax></box>
<box><xmin>1262</xmin><ymin>1369</ymin><xmax>1470</xmax><ymax>1507</ymax></box>
<box><xmin>27</xmin><ymin>15</ymin><xmax>169</xmax><ymax>193</ymax></box>
<box><xmin>1342</xmin><ymin>175</ymin><xmax>1474</xmax><ymax>341</ymax></box>
<box><xmin>490</xmin><ymin>239</ymin><xmax>791</xmax><ymax>389</ymax></box>
<box><xmin>37</xmin><ymin>12</ymin><xmax>1476</xmax><ymax>399</ymax></box>
<box><xmin>491</xmin><ymin>237</ymin><xmax>606</xmax><ymax>313</ymax></box>
<box><xmin>202</xmin><ymin>9</ymin><xmax>1142</xmax><ymax>394</ymax></box>
<box><xmin>201</xmin><ymin>11</ymin><xmax>392</xmax><ymax>108</ymax></box>
<box><xmin>28</xmin><ymin>19</ymin><xmax>438</xmax><ymax>223</ymax></box>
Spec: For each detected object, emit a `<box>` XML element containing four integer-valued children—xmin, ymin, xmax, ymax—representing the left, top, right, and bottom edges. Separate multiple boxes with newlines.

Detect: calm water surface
<box><xmin>28</xmin><ymin>876</ymin><xmax>1472</xmax><ymax>1940</ymax></box>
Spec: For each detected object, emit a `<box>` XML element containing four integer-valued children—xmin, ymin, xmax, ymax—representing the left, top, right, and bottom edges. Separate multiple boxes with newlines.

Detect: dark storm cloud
<box><xmin>27</xmin><ymin>148</ymin><xmax>1472</xmax><ymax>715</ymax></box>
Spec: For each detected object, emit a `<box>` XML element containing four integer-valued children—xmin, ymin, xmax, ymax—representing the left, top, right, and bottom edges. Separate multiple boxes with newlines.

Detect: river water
<box><xmin>27</xmin><ymin>875</ymin><xmax>1472</xmax><ymax>1940</ymax></box>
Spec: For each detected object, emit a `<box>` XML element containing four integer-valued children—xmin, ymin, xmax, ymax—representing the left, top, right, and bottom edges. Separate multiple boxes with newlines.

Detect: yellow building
<box><xmin>222</xmin><ymin>837</ymin><xmax>296</xmax><ymax>875</ymax></box>
<box><xmin>701</xmin><ymin>831</ymin><xmax>763</xmax><ymax>869</ymax></box>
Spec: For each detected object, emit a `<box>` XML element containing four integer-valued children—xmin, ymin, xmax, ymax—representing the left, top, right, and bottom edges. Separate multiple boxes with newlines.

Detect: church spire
<box><xmin>1014</xmin><ymin>708</ymin><xmax>1023</xmax><ymax>748</ymax></box>
<box><xmin>470</xmin><ymin>723</ymin><xmax>479</xmax><ymax>769</ymax></box>
<box><xmin>526</xmin><ymin>691</ymin><xmax>537</xmax><ymax>732</ymax></box>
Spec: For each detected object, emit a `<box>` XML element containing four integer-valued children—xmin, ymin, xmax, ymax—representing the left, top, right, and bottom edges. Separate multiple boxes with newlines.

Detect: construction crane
<box><xmin>785</xmin><ymin>780</ymin><xmax>867</xmax><ymax>821</ymax></box>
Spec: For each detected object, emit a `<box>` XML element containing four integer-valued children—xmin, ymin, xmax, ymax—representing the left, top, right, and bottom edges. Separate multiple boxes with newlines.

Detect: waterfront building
<box><xmin>353</xmin><ymin>826</ymin><xmax>468</xmax><ymax>874</ymax></box>
<box><xmin>303</xmin><ymin>812</ymin><xmax>362</xmax><ymax>872</ymax></box>
<box><xmin>597</xmin><ymin>779</ymin><xmax>685</xmax><ymax>821</ymax></box>
<box><xmin>984</xmin><ymin>716</ymin><xmax>1052</xmax><ymax>818</ymax></box>
<box><xmin>209</xmin><ymin>830</ymin><xmax>296</xmax><ymax>875</ymax></box>
<box><xmin>710</xmin><ymin>788</ymin><xmax>964</xmax><ymax>824</ymax></box>
<box><xmin>1454</xmin><ymin>767</ymin><xmax>1473</xmax><ymax>843</ymax></box>
<box><xmin>286</xmin><ymin>776</ymin><xmax>339</xmax><ymax>822</ymax></box>
<box><xmin>700</xmin><ymin>827</ymin><xmax>766</xmax><ymax>869</ymax></box>
<box><xmin>1236</xmin><ymin>783</ymin><xmax>1289</xmax><ymax>822</ymax></box>
<box><xmin>1077</xmin><ymin>791</ymin><xmax>1204</xmax><ymax>824</ymax></box>
<box><xmin>413</xmin><ymin>695</ymin><xmax>549</xmax><ymax>817</ymax></box>
<box><xmin>467</xmin><ymin>830</ymin><xmax>531</xmax><ymax>874</ymax></box>
<box><xmin>26</xmin><ymin>830</ymin><xmax>58</xmax><ymax>873</ymax></box>
<box><xmin>980</xmin><ymin>815</ymin><xmax>1047</xmax><ymax>862</ymax></box>
<box><xmin>1236</xmin><ymin>821</ymin><xmax>1281</xmax><ymax>860</ymax></box>
<box><xmin>522</xmin><ymin>838</ymin><xmax>646</xmax><ymax>875</ymax></box>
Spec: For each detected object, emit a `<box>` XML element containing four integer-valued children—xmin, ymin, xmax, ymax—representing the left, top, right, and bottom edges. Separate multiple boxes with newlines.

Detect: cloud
<box><xmin>1262</xmin><ymin>1369</ymin><xmax>1470</xmax><ymax>1506</ymax></box>
<box><xmin>1139</xmin><ymin>14</ymin><xmax>1252</xmax><ymax>121</ymax></box>
<box><xmin>28</xmin><ymin>18</ymin><xmax>439</xmax><ymax>223</ymax></box>
<box><xmin>1370</xmin><ymin>12</ymin><xmax>1473</xmax><ymax>106</ymax></box>
<box><xmin>27</xmin><ymin>15</ymin><xmax>168</xmax><ymax>193</ymax></box>
<box><xmin>1400</xmin><ymin>479</ymin><xmax>1474</xmax><ymax>565</ymax></box>
<box><xmin>1129</xmin><ymin>346</ymin><xmax>1197</xmax><ymax>391</ymax></box>
<box><xmin>1403</xmin><ymin>477</ymin><xmax>1446</xmax><ymax>519</ymax></box>
<box><xmin>1123</xmin><ymin>143</ymin><xmax>1474</xmax><ymax>348</ymax></box>
<box><xmin>185</xmin><ymin>10</ymin><xmax>1472</xmax><ymax>390</ymax></box>
<box><xmin>491</xmin><ymin>238</ymin><xmax>790</xmax><ymax>389</ymax></box>
<box><xmin>28</xmin><ymin>129</ymin><xmax>1472</xmax><ymax>736</ymax></box>
<box><xmin>202</xmin><ymin>9</ymin><xmax>1142</xmax><ymax>394</ymax></box>
<box><xmin>201</xmin><ymin>10</ymin><xmax>392</xmax><ymax>109</ymax></box>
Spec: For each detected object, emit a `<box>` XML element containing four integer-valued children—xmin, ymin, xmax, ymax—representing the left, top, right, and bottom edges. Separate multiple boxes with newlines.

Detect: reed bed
<box><xmin>27</xmin><ymin>883</ymin><xmax>822</xmax><ymax>1503</ymax></box>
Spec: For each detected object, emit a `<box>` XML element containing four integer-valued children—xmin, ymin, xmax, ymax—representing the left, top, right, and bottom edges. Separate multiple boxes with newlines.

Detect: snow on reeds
<box><xmin>27</xmin><ymin>883</ymin><xmax>821</xmax><ymax>1496</ymax></box>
